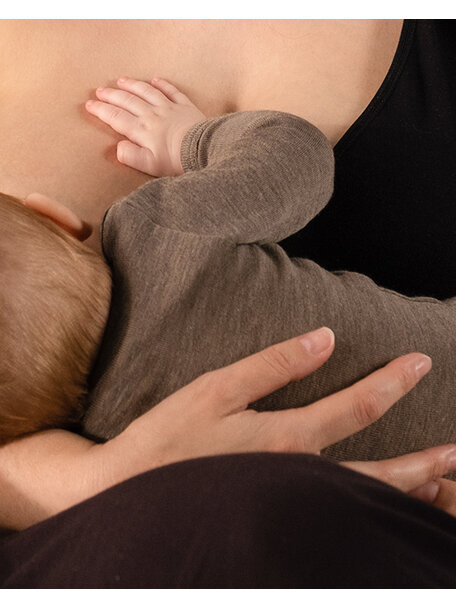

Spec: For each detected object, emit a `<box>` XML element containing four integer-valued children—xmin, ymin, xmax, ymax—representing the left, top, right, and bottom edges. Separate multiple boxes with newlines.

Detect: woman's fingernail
<box><xmin>420</xmin><ymin>480</ymin><xmax>440</xmax><ymax>503</ymax></box>
<box><xmin>446</xmin><ymin>447</ymin><xmax>456</xmax><ymax>469</ymax></box>
<box><xmin>413</xmin><ymin>355</ymin><xmax>432</xmax><ymax>379</ymax></box>
<box><xmin>299</xmin><ymin>327</ymin><xmax>334</xmax><ymax>355</ymax></box>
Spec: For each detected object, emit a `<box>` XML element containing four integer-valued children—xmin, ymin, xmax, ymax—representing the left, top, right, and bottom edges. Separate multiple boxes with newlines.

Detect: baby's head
<box><xmin>0</xmin><ymin>192</ymin><xmax>112</xmax><ymax>445</ymax></box>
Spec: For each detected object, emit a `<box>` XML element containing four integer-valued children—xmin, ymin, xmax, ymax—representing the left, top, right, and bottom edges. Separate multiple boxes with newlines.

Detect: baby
<box><xmin>0</xmin><ymin>76</ymin><xmax>333</xmax><ymax>445</ymax></box>
<box><xmin>2</xmin><ymin>77</ymin><xmax>456</xmax><ymax>469</ymax></box>
<box><xmin>0</xmin><ymin>192</ymin><xmax>111</xmax><ymax>444</ymax></box>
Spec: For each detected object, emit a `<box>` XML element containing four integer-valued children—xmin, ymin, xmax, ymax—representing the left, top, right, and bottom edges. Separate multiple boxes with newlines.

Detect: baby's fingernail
<box><xmin>96</xmin><ymin>87</ymin><xmax>104</xmax><ymax>93</ymax></box>
<box><xmin>118</xmin><ymin>77</ymin><xmax>127</xmax><ymax>83</ymax></box>
<box><xmin>299</xmin><ymin>327</ymin><xmax>334</xmax><ymax>355</ymax></box>
<box><xmin>86</xmin><ymin>100</ymin><xmax>94</xmax><ymax>107</ymax></box>
<box><xmin>152</xmin><ymin>77</ymin><xmax>160</xmax><ymax>82</ymax></box>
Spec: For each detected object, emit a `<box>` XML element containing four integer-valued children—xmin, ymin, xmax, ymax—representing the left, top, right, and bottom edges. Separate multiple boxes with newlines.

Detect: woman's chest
<box><xmin>281</xmin><ymin>21</ymin><xmax>456</xmax><ymax>299</ymax></box>
<box><xmin>0</xmin><ymin>19</ymin><xmax>402</xmax><ymax>249</ymax></box>
<box><xmin>234</xmin><ymin>19</ymin><xmax>404</xmax><ymax>145</ymax></box>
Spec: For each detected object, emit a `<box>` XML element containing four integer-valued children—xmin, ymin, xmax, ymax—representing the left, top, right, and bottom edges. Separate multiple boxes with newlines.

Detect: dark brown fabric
<box><xmin>1</xmin><ymin>454</ymin><xmax>456</xmax><ymax>588</ymax></box>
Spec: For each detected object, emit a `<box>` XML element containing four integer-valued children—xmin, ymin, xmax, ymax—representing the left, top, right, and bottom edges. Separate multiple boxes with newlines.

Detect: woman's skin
<box><xmin>2</xmin><ymin>323</ymin><xmax>456</xmax><ymax>531</ymax></box>
<box><xmin>0</xmin><ymin>19</ymin><xmax>403</xmax><ymax>250</ymax></box>
<box><xmin>6</xmin><ymin>19</ymin><xmax>447</xmax><ymax>531</ymax></box>
<box><xmin>2</xmin><ymin>78</ymin><xmax>456</xmax><ymax>530</ymax></box>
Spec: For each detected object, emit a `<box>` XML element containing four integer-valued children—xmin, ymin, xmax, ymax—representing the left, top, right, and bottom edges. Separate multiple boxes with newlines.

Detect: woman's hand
<box><xmin>96</xmin><ymin>327</ymin><xmax>456</xmax><ymax>516</ymax></box>
<box><xmin>85</xmin><ymin>76</ymin><xmax>206</xmax><ymax>177</ymax></box>
<box><xmin>2</xmin><ymin>326</ymin><xmax>455</xmax><ymax>531</ymax></box>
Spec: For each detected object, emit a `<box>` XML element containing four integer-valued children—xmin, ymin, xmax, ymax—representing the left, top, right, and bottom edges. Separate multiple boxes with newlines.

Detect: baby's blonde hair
<box><xmin>0</xmin><ymin>193</ymin><xmax>112</xmax><ymax>445</ymax></box>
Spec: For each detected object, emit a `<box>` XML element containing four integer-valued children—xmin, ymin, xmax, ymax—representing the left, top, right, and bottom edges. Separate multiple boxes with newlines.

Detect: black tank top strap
<box><xmin>335</xmin><ymin>19</ymin><xmax>417</xmax><ymax>158</ymax></box>
<box><xmin>280</xmin><ymin>19</ymin><xmax>456</xmax><ymax>300</ymax></box>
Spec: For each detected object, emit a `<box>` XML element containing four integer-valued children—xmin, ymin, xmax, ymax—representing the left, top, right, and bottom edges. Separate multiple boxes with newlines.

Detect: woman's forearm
<box><xmin>3</xmin><ymin>330</ymin><xmax>456</xmax><ymax>531</ymax></box>
<box><xmin>0</xmin><ymin>416</ymin><xmax>173</xmax><ymax>531</ymax></box>
<box><xmin>0</xmin><ymin>430</ymin><xmax>102</xmax><ymax>530</ymax></box>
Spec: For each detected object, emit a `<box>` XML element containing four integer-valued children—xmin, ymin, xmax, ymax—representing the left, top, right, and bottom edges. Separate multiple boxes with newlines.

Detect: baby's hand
<box><xmin>85</xmin><ymin>77</ymin><xmax>206</xmax><ymax>177</ymax></box>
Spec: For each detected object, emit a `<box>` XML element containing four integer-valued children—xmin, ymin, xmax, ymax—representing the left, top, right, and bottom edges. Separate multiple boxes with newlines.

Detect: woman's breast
<box><xmin>0</xmin><ymin>19</ymin><xmax>402</xmax><ymax>251</ymax></box>
<box><xmin>0</xmin><ymin>20</ymin><xmax>239</xmax><ymax>250</ymax></box>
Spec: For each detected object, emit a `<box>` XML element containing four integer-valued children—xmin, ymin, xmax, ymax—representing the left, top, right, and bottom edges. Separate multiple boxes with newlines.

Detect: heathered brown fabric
<box><xmin>82</xmin><ymin>110</ymin><xmax>456</xmax><ymax>474</ymax></box>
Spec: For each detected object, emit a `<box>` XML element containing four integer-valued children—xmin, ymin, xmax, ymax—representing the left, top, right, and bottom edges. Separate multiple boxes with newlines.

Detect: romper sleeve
<box><xmin>121</xmin><ymin>109</ymin><xmax>334</xmax><ymax>244</ymax></box>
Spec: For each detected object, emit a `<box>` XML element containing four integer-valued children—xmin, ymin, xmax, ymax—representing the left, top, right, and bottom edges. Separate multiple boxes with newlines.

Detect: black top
<box><xmin>280</xmin><ymin>19</ymin><xmax>456</xmax><ymax>300</ymax></box>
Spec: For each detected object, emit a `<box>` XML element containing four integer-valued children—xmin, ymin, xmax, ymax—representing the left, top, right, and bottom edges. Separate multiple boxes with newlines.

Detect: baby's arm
<box><xmin>86</xmin><ymin>77</ymin><xmax>334</xmax><ymax>244</ymax></box>
<box><xmin>87</xmin><ymin>77</ymin><xmax>207</xmax><ymax>179</ymax></box>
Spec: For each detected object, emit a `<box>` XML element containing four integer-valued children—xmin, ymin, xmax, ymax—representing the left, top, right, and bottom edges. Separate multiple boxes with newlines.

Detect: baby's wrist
<box><xmin>171</xmin><ymin>124</ymin><xmax>194</xmax><ymax>176</ymax></box>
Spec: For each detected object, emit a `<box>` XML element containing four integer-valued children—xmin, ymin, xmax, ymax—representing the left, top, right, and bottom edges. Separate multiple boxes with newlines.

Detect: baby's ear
<box><xmin>24</xmin><ymin>193</ymin><xmax>92</xmax><ymax>241</ymax></box>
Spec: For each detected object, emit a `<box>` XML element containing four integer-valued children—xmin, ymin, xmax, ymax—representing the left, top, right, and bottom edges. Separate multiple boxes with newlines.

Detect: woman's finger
<box><xmin>429</xmin><ymin>479</ymin><xmax>456</xmax><ymax>518</ymax></box>
<box><xmin>198</xmin><ymin>327</ymin><xmax>336</xmax><ymax>414</ymax></box>
<box><xmin>158</xmin><ymin>328</ymin><xmax>335</xmax><ymax>416</ymax></box>
<box><xmin>273</xmin><ymin>351</ymin><xmax>432</xmax><ymax>453</ymax></box>
<box><xmin>408</xmin><ymin>480</ymin><xmax>441</xmax><ymax>503</ymax></box>
<box><xmin>343</xmin><ymin>444</ymin><xmax>456</xmax><ymax>493</ymax></box>
<box><xmin>410</xmin><ymin>478</ymin><xmax>456</xmax><ymax>518</ymax></box>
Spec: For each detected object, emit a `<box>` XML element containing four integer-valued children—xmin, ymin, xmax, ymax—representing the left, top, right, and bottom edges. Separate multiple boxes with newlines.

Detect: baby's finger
<box><xmin>343</xmin><ymin>444</ymin><xmax>456</xmax><ymax>493</ymax></box>
<box><xmin>117</xmin><ymin>140</ymin><xmax>156</xmax><ymax>175</ymax></box>
<box><xmin>151</xmin><ymin>76</ymin><xmax>193</xmax><ymax>105</ymax></box>
<box><xmin>95</xmin><ymin>87</ymin><xmax>152</xmax><ymax>117</ymax></box>
<box><xmin>85</xmin><ymin>99</ymin><xmax>138</xmax><ymax>138</ymax></box>
<box><xmin>117</xmin><ymin>77</ymin><xmax>171</xmax><ymax>106</ymax></box>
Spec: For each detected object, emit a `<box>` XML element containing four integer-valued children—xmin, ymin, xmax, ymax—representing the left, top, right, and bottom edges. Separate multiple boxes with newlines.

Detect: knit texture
<box><xmin>83</xmin><ymin>110</ymin><xmax>456</xmax><ymax>475</ymax></box>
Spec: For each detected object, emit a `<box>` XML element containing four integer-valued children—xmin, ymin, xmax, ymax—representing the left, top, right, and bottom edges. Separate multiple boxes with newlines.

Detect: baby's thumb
<box><xmin>117</xmin><ymin>141</ymin><xmax>156</xmax><ymax>176</ymax></box>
